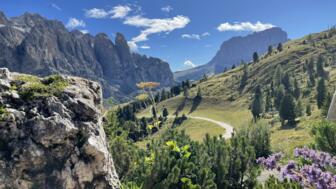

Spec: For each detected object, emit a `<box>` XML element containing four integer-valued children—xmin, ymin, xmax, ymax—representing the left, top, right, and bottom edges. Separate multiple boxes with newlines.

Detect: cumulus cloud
<box><xmin>85</xmin><ymin>8</ymin><xmax>109</xmax><ymax>18</ymax></box>
<box><xmin>181</xmin><ymin>32</ymin><xmax>210</xmax><ymax>40</ymax></box>
<box><xmin>124</xmin><ymin>15</ymin><xmax>190</xmax><ymax>50</ymax></box>
<box><xmin>51</xmin><ymin>3</ymin><xmax>61</xmax><ymax>11</ymax></box>
<box><xmin>161</xmin><ymin>5</ymin><xmax>173</xmax><ymax>13</ymax></box>
<box><xmin>110</xmin><ymin>5</ymin><xmax>132</xmax><ymax>18</ymax></box>
<box><xmin>66</xmin><ymin>18</ymin><xmax>86</xmax><ymax>29</ymax></box>
<box><xmin>184</xmin><ymin>60</ymin><xmax>196</xmax><ymax>68</ymax></box>
<box><xmin>217</xmin><ymin>21</ymin><xmax>275</xmax><ymax>32</ymax></box>
<box><xmin>85</xmin><ymin>5</ymin><xmax>131</xmax><ymax>19</ymax></box>
<box><xmin>140</xmin><ymin>45</ymin><xmax>151</xmax><ymax>49</ymax></box>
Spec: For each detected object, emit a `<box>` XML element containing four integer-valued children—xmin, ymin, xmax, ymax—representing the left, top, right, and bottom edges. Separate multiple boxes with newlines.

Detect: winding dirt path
<box><xmin>187</xmin><ymin>116</ymin><xmax>234</xmax><ymax>139</ymax></box>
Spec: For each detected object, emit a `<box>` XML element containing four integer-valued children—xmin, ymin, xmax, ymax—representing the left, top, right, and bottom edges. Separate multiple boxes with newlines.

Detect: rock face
<box><xmin>0</xmin><ymin>12</ymin><xmax>174</xmax><ymax>101</ymax></box>
<box><xmin>0</xmin><ymin>68</ymin><xmax>120</xmax><ymax>189</ymax></box>
<box><xmin>174</xmin><ymin>27</ymin><xmax>288</xmax><ymax>81</ymax></box>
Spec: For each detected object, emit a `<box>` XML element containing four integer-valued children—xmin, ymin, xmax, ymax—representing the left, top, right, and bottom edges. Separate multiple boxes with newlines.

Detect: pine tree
<box><xmin>268</xmin><ymin>45</ymin><xmax>273</xmax><ymax>55</ymax></box>
<box><xmin>162</xmin><ymin>108</ymin><xmax>169</xmax><ymax>118</ymax></box>
<box><xmin>293</xmin><ymin>78</ymin><xmax>301</xmax><ymax>99</ymax></box>
<box><xmin>282</xmin><ymin>72</ymin><xmax>293</xmax><ymax>92</ymax></box>
<box><xmin>152</xmin><ymin>106</ymin><xmax>157</xmax><ymax>119</ymax></box>
<box><xmin>251</xmin><ymin>85</ymin><xmax>264</xmax><ymax>121</ymax></box>
<box><xmin>279</xmin><ymin>94</ymin><xmax>297</xmax><ymax>126</ymax></box>
<box><xmin>239</xmin><ymin>63</ymin><xmax>248</xmax><ymax>90</ymax></box>
<box><xmin>274</xmin><ymin>85</ymin><xmax>285</xmax><ymax>110</ymax></box>
<box><xmin>316</xmin><ymin>55</ymin><xmax>326</xmax><ymax>78</ymax></box>
<box><xmin>265</xmin><ymin>90</ymin><xmax>272</xmax><ymax>112</ymax></box>
<box><xmin>196</xmin><ymin>87</ymin><xmax>202</xmax><ymax>98</ymax></box>
<box><xmin>296</xmin><ymin>99</ymin><xmax>303</xmax><ymax>117</ymax></box>
<box><xmin>253</xmin><ymin>52</ymin><xmax>259</xmax><ymax>63</ymax></box>
<box><xmin>322</xmin><ymin>92</ymin><xmax>332</xmax><ymax>116</ymax></box>
<box><xmin>317</xmin><ymin>78</ymin><xmax>327</xmax><ymax>109</ymax></box>
<box><xmin>306</xmin><ymin>104</ymin><xmax>312</xmax><ymax>116</ymax></box>
<box><xmin>277</xmin><ymin>43</ymin><xmax>283</xmax><ymax>52</ymax></box>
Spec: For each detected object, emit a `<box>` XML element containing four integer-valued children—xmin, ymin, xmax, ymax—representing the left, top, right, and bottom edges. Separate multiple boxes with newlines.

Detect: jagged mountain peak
<box><xmin>0</xmin><ymin>11</ymin><xmax>174</xmax><ymax>102</ymax></box>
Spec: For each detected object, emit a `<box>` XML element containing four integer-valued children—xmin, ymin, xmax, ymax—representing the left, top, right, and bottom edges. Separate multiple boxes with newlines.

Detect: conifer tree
<box><xmin>279</xmin><ymin>94</ymin><xmax>297</xmax><ymax>126</ymax></box>
<box><xmin>293</xmin><ymin>78</ymin><xmax>301</xmax><ymax>99</ymax></box>
<box><xmin>253</xmin><ymin>52</ymin><xmax>259</xmax><ymax>63</ymax></box>
<box><xmin>316</xmin><ymin>55</ymin><xmax>326</xmax><ymax>78</ymax></box>
<box><xmin>322</xmin><ymin>92</ymin><xmax>332</xmax><ymax>116</ymax></box>
<box><xmin>251</xmin><ymin>85</ymin><xmax>264</xmax><ymax>121</ymax></box>
<box><xmin>277</xmin><ymin>43</ymin><xmax>283</xmax><ymax>52</ymax></box>
<box><xmin>317</xmin><ymin>78</ymin><xmax>327</xmax><ymax>109</ymax></box>
<box><xmin>306</xmin><ymin>104</ymin><xmax>312</xmax><ymax>116</ymax></box>
<box><xmin>162</xmin><ymin>108</ymin><xmax>169</xmax><ymax>118</ymax></box>
<box><xmin>265</xmin><ymin>90</ymin><xmax>272</xmax><ymax>112</ymax></box>
<box><xmin>239</xmin><ymin>63</ymin><xmax>248</xmax><ymax>90</ymax></box>
<box><xmin>274</xmin><ymin>85</ymin><xmax>285</xmax><ymax>110</ymax></box>
<box><xmin>268</xmin><ymin>45</ymin><xmax>273</xmax><ymax>55</ymax></box>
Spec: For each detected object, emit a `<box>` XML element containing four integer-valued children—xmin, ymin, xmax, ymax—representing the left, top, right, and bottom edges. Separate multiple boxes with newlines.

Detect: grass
<box><xmin>134</xmin><ymin>28</ymin><xmax>336</xmax><ymax>157</ymax></box>
<box><xmin>14</xmin><ymin>74</ymin><xmax>69</xmax><ymax>99</ymax></box>
<box><xmin>136</xmin><ymin>117</ymin><xmax>225</xmax><ymax>148</ymax></box>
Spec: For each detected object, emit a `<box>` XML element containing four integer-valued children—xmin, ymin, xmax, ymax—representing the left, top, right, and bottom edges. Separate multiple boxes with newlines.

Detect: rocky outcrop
<box><xmin>0</xmin><ymin>11</ymin><xmax>174</xmax><ymax>101</ymax></box>
<box><xmin>174</xmin><ymin>27</ymin><xmax>288</xmax><ymax>81</ymax></box>
<box><xmin>0</xmin><ymin>68</ymin><xmax>120</xmax><ymax>189</ymax></box>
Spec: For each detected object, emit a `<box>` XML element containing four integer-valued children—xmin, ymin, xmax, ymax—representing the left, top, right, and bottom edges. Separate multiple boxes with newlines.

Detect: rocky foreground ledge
<box><xmin>0</xmin><ymin>68</ymin><xmax>120</xmax><ymax>189</ymax></box>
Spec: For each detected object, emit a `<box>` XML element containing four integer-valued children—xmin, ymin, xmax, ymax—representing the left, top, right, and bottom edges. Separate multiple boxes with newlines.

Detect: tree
<box><xmin>152</xmin><ymin>106</ymin><xmax>157</xmax><ymax>119</ymax></box>
<box><xmin>306</xmin><ymin>104</ymin><xmax>312</xmax><ymax>116</ymax></box>
<box><xmin>265</xmin><ymin>90</ymin><xmax>272</xmax><ymax>112</ymax></box>
<box><xmin>274</xmin><ymin>85</ymin><xmax>285</xmax><ymax>110</ymax></box>
<box><xmin>253</xmin><ymin>52</ymin><xmax>259</xmax><ymax>63</ymax></box>
<box><xmin>267</xmin><ymin>45</ymin><xmax>273</xmax><ymax>55</ymax></box>
<box><xmin>277</xmin><ymin>43</ymin><xmax>283</xmax><ymax>52</ymax></box>
<box><xmin>251</xmin><ymin>85</ymin><xmax>264</xmax><ymax>121</ymax></box>
<box><xmin>196</xmin><ymin>87</ymin><xmax>202</xmax><ymax>99</ymax></box>
<box><xmin>322</xmin><ymin>92</ymin><xmax>332</xmax><ymax>116</ymax></box>
<box><xmin>162</xmin><ymin>108</ymin><xmax>169</xmax><ymax>118</ymax></box>
<box><xmin>316</xmin><ymin>55</ymin><xmax>326</xmax><ymax>78</ymax></box>
<box><xmin>311</xmin><ymin>121</ymin><xmax>336</xmax><ymax>155</ymax></box>
<box><xmin>296</xmin><ymin>99</ymin><xmax>303</xmax><ymax>117</ymax></box>
<box><xmin>183</xmin><ymin>86</ymin><xmax>189</xmax><ymax>98</ymax></box>
<box><xmin>239</xmin><ymin>63</ymin><xmax>248</xmax><ymax>90</ymax></box>
<box><xmin>231</xmin><ymin>64</ymin><xmax>236</xmax><ymax>69</ymax></box>
<box><xmin>272</xmin><ymin>65</ymin><xmax>283</xmax><ymax>86</ymax></box>
<box><xmin>279</xmin><ymin>94</ymin><xmax>297</xmax><ymax>126</ymax></box>
<box><xmin>281</xmin><ymin>72</ymin><xmax>293</xmax><ymax>92</ymax></box>
<box><xmin>317</xmin><ymin>78</ymin><xmax>327</xmax><ymax>109</ymax></box>
<box><xmin>293</xmin><ymin>78</ymin><xmax>301</xmax><ymax>99</ymax></box>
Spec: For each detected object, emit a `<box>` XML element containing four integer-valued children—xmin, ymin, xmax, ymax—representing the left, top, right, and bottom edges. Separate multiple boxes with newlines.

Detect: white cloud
<box><xmin>80</xmin><ymin>30</ymin><xmax>89</xmax><ymax>34</ymax></box>
<box><xmin>202</xmin><ymin>32</ymin><xmax>210</xmax><ymax>37</ymax></box>
<box><xmin>161</xmin><ymin>5</ymin><xmax>173</xmax><ymax>13</ymax></box>
<box><xmin>51</xmin><ymin>3</ymin><xmax>61</xmax><ymax>11</ymax></box>
<box><xmin>85</xmin><ymin>8</ymin><xmax>109</xmax><ymax>18</ymax></box>
<box><xmin>110</xmin><ymin>5</ymin><xmax>132</xmax><ymax>19</ymax></box>
<box><xmin>184</xmin><ymin>60</ymin><xmax>196</xmax><ymax>68</ymax></box>
<box><xmin>140</xmin><ymin>45</ymin><xmax>151</xmax><ymax>49</ymax></box>
<box><xmin>182</xmin><ymin>34</ymin><xmax>201</xmax><ymax>40</ymax></box>
<box><xmin>124</xmin><ymin>15</ymin><xmax>190</xmax><ymax>50</ymax></box>
<box><xmin>181</xmin><ymin>32</ymin><xmax>210</xmax><ymax>40</ymax></box>
<box><xmin>217</xmin><ymin>21</ymin><xmax>275</xmax><ymax>32</ymax></box>
<box><xmin>66</xmin><ymin>18</ymin><xmax>86</xmax><ymax>29</ymax></box>
<box><xmin>85</xmin><ymin>5</ymin><xmax>131</xmax><ymax>19</ymax></box>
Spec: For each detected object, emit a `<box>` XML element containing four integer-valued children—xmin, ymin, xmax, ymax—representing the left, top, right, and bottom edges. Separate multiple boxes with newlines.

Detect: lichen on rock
<box><xmin>0</xmin><ymin>68</ymin><xmax>120</xmax><ymax>189</ymax></box>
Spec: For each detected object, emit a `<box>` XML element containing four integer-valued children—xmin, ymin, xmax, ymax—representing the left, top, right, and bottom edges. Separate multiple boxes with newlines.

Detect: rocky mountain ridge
<box><xmin>174</xmin><ymin>27</ymin><xmax>288</xmax><ymax>81</ymax></box>
<box><xmin>0</xmin><ymin>68</ymin><xmax>120</xmax><ymax>189</ymax></box>
<box><xmin>0</xmin><ymin>11</ymin><xmax>174</xmax><ymax>102</ymax></box>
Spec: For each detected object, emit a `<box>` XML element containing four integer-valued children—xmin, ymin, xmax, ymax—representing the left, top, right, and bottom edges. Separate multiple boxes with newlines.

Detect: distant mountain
<box><xmin>174</xmin><ymin>27</ymin><xmax>288</xmax><ymax>81</ymax></box>
<box><xmin>0</xmin><ymin>11</ymin><xmax>174</xmax><ymax>101</ymax></box>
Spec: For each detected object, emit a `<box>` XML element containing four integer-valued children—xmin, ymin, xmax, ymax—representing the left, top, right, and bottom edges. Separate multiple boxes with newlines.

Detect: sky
<box><xmin>1</xmin><ymin>0</ymin><xmax>336</xmax><ymax>71</ymax></box>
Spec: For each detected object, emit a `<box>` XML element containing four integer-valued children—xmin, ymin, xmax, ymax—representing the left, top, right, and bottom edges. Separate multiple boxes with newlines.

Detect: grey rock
<box><xmin>174</xmin><ymin>27</ymin><xmax>288</xmax><ymax>81</ymax></box>
<box><xmin>0</xmin><ymin>12</ymin><xmax>174</xmax><ymax>102</ymax></box>
<box><xmin>0</xmin><ymin>70</ymin><xmax>120</xmax><ymax>189</ymax></box>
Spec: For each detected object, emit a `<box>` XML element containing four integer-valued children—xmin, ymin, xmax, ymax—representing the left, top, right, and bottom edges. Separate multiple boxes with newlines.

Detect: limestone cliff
<box><xmin>0</xmin><ymin>12</ymin><xmax>174</xmax><ymax>101</ymax></box>
<box><xmin>0</xmin><ymin>68</ymin><xmax>120</xmax><ymax>189</ymax></box>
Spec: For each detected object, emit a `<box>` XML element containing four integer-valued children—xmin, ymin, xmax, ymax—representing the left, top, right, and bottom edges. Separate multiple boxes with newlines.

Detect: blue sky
<box><xmin>1</xmin><ymin>0</ymin><xmax>336</xmax><ymax>71</ymax></box>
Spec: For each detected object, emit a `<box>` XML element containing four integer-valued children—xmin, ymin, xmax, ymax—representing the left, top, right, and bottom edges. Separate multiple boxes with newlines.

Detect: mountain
<box><xmin>0</xmin><ymin>68</ymin><xmax>120</xmax><ymax>188</ymax></box>
<box><xmin>0</xmin><ymin>12</ymin><xmax>174</xmax><ymax>102</ymax></box>
<box><xmin>174</xmin><ymin>27</ymin><xmax>288</xmax><ymax>81</ymax></box>
<box><xmin>140</xmin><ymin>27</ymin><xmax>336</xmax><ymax>155</ymax></box>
